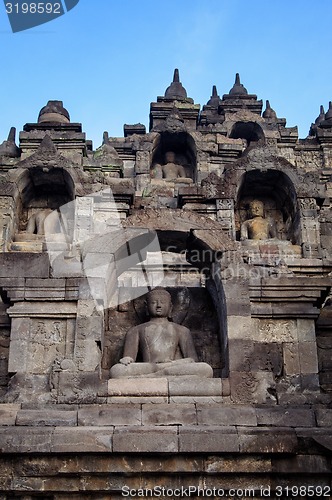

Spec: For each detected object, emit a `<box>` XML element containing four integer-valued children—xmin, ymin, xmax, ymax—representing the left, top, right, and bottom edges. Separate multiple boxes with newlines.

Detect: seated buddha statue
<box><xmin>241</xmin><ymin>200</ymin><xmax>277</xmax><ymax>241</ymax></box>
<box><xmin>110</xmin><ymin>288</ymin><xmax>213</xmax><ymax>379</ymax></box>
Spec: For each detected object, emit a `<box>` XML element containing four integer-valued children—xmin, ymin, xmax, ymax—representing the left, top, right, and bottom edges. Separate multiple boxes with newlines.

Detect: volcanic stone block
<box><xmin>0</xmin><ymin>253</ymin><xmax>49</xmax><ymax>278</ymax></box>
<box><xmin>256</xmin><ymin>407</ymin><xmax>315</xmax><ymax>427</ymax></box>
<box><xmin>108</xmin><ymin>396</ymin><xmax>168</xmax><ymax>404</ymax></box>
<box><xmin>142</xmin><ymin>403</ymin><xmax>197</xmax><ymax>426</ymax></box>
<box><xmin>135</xmin><ymin>151</ymin><xmax>151</xmax><ymax>174</ymax></box>
<box><xmin>0</xmin><ymin>404</ymin><xmax>21</xmax><ymax>425</ymax></box>
<box><xmin>108</xmin><ymin>378</ymin><xmax>168</xmax><ymax>397</ymax></box>
<box><xmin>0</xmin><ymin>427</ymin><xmax>53</xmax><ymax>452</ymax></box>
<box><xmin>168</xmin><ymin>378</ymin><xmax>222</xmax><ymax>396</ymax></box>
<box><xmin>78</xmin><ymin>405</ymin><xmax>141</xmax><ymax>426</ymax></box>
<box><xmin>238</xmin><ymin>428</ymin><xmax>298</xmax><ymax>453</ymax></box>
<box><xmin>113</xmin><ymin>426</ymin><xmax>178</xmax><ymax>453</ymax></box>
<box><xmin>52</xmin><ymin>426</ymin><xmax>114</xmax><ymax>453</ymax></box>
<box><xmin>272</xmin><ymin>454</ymin><xmax>331</xmax><ymax>474</ymax></box>
<box><xmin>283</xmin><ymin>343</ymin><xmax>301</xmax><ymax>375</ymax></box>
<box><xmin>229</xmin><ymin>339</ymin><xmax>282</xmax><ymax>374</ymax></box>
<box><xmin>227</xmin><ymin>316</ymin><xmax>253</xmax><ymax>340</ymax></box>
<box><xmin>258</xmin><ymin>319</ymin><xmax>298</xmax><ymax>343</ymax></box>
<box><xmin>299</xmin><ymin>342</ymin><xmax>319</xmax><ymax>374</ymax></box>
<box><xmin>230</xmin><ymin>371</ymin><xmax>276</xmax><ymax>404</ymax></box>
<box><xmin>316</xmin><ymin>409</ymin><xmax>332</xmax><ymax>427</ymax></box>
<box><xmin>24</xmin><ymin>278</ymin><xmax>66</xmax><ymax>300</ymax></box>
<box><xmin>16</xmin><ymin>409</ymin><xmax>77</xmax><ymax>426</ymax></box>
<box><xmin>197</xmin><ymin>405</ymin><xmax>257</xmax><ymax>426</ymax></box>
<box><xmin>169</xmin><ymin>396</ymin><xmax>224</xmax><ymax>404</ymax></box>
<box><xmin>179</xmin><ymin>426</ymin><xmax>239</xmax><ymax>452</ymax></box>
<box><xmin>297</xmin><ymin>319</ymin><xmax>316</xmax><ymax>341</ymax></box>
<box><xmin>58</xmin><ymin>372</ymin><xmax>106</xmax><ymax>405</ymax></box>
<box><xmin>75</xmin><ymin>316</ymin><xmax>103</xmax><ymax>372</ymax></box>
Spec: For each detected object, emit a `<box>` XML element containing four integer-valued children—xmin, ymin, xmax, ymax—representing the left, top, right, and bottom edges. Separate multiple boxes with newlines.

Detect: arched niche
<box><xmin>236</xmin><ymin>169</ymin><xmax>298</xmax><ymax>243</ymax></box>
<box><xmin>150</xmin><ymin>131</ymin><xmax>196</xmax><ymax>181</ymax></box>
<box><xmin>14</xmin><ymin>167</ymin><xmax>75</xmax><ymax>236</ymax></box>
<box><xmin>230</xmin><ymin>121</ymin><xmax>265</xmax><ymax>148</ymax></box>
<box><xmin>100</xmin><ymin>226</ymin><xmax>229</xmax><ymax>378</ymax></box>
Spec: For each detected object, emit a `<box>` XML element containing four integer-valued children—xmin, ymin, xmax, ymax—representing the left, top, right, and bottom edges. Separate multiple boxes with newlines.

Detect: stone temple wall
<box><xmin>0</xmin><ymin>71</ymin><xmax>330</xmax><ymax>497</ymax></box>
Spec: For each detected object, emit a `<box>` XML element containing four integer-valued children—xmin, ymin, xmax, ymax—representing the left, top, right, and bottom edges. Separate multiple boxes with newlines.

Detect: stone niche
<box><xmin>236</xmin><ymin>169</ymin><xmax>299</xmax><ymax>243</ymax></box>
<box><xmin>11</xmin><ymin>167</ymin><xmax>74</xmax><ymax>252</ymax></box>
<box><xmin>150</xmin><ymin>131</ymin><xmax>196</xmax><ymax>182</ymax></box>
<box><xmin>229</xmin><ymin>120</ymin><xmax>265</xmax><ymax>149</ymax></box>
<box><xmin>104</xmin><ymin>286</ymin><xmax>223</xmax><ymax>378</ymax></box>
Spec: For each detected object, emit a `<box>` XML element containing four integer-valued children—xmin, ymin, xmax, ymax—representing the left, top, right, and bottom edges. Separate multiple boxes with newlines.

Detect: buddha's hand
<box><xmin>119</xmin><ymin>356</ymin><xmax>134</xmax><ymax>365</ymax></box>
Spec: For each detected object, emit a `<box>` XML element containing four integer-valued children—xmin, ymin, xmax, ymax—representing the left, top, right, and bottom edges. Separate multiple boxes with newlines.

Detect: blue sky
<box><xmin>0</xmin><ymin>0</ymin><xmax>331</xmax><ymax>149</ymax></box>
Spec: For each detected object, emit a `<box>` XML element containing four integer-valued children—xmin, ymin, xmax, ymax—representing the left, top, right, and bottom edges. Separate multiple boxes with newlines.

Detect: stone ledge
<box><xmin>238</xmin><ymin>428</ymin><xmax>298</xmax><ymax>453</ymax></box>
<box><xmin>0</xmin><ymin>404</ymin><xmax>21</xmax><ymax>425</ymax></box>
<box><xmin>52</xmin><ymin>426</ymin><xmax>114</xmax><ymax>453</ymax></box>
<box><xmin>142</xmin><ymin>403</ymin><xmax>197</xmax><ymax>425</ymax></box>
<box><xmin>113</xmin><ymin>426</ymin><xmax>179</xmax><ymax>453</ymax></box>
<box><xmin>256</xmin><ymin>407</ymin><xmax>316</xmax><ymax>427</ymax></box>
<box><xmin>316</xmin><ymin>408</ymin><xmax>332</xmax><ymax>427</ymax></box>
<box><xmin>78</xmin><ymin>405</ymin><xmax>141</xmax><ymax>426</ymax></box>
<box><xmin>108</xmin><ymin>378</ymin><xmax>168</xmax><ymax>397</ymax></box>
<box><xmin>197</xmin><ymin>405</ymin><xmax>257</xmax><ymax>426</ymax></box>
<box><xmin>169</xmin><ymin>378</ymin><xmax>222</xmax><ymax>396</ymax></box>
<box><xmin>0</xmin><ymin>427</ymin><xmax>54</xmax><ymax>453</ymax></box>
<box><xmin>16</xmin><ymin>410</ymin><xmax>77</xmax><ymax>426</ymax></box>
<box><xmin>179</xmin><ymin>426</ymin><xmax>239</xmax><ymax>453</ymax></box>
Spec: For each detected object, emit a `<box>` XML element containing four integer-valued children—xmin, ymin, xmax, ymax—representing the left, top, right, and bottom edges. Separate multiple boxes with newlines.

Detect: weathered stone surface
<box><xmin>78</xmin><ymin>405</ymin><xmax>141</xmax><ymax>426</ymax></box>
<box><xmin>16</xmin><ymin>409</ymin><xmax>77</xmax><ymax>426</ymax></box>
<box><xmin>0</xmin><ymin>253</ymin><xmax>49</xmax><ymax>278</ymax></box>
<box><xmin>52</xmin><ymin>426</ymin><xmax>113</xmax><ymax>452</ymax></box>
<box><xmin>168</xmin><ymin>378</ymin><xmax>222</xmax><ymax>396</ymax></box>
<box><xmin>272</xmin><ymin>454</ymin><xmax>331</xmax><ymax>473</ymax></box>
<box><xmin>142</xmin><ymin>403</ymin><xmax>197</xmax><ymax>425</ymax></box>
<box><xmin>299</xmin><ymin>342</ymin><xmax>319</xmax><ymax>374</ymax></box>
<box><xmin>256</xmin><ymin>407</ymin><xmax>315</xmax><ymax>427</ymax></box>
<box><xmin>238</xmin><ymin>428</ymin><xmax>298</xmax><ymax>453</ymax></box>
<box><xmin>108</xmin><ymin>378</ymin><xmax>168</xmax><ymax>397</ymax></box>
<box><xmin>197</xmin><ymin>405</ymin><xmax>257</xmax><ymax>426</ymax></box>
<box><xmin>108</xmin><ymin>396</ymin><xmax>168</xmax><ymax>404</ymax></box>
<box><xmin>179</xmin><ymin>426</ymin><xmax>239</xmax><ymax>452</ymax></box>
<box><xmin>316</xmin><ymin>408</ymin><xmax>332</xmax><ymax>427</ymax></box>
<box><xmin>169</xmin><ymin>396</ymin><xmax>224</xmax><ymax>404</ymax></box>
<box><xmin>113</xmin><ymin>426</ymin><xmax>178</xmax><ymax>452</ymax></box>
<box><xmin>0</xmin><ymin>427</ymin><xmax>53</xmax><ymax>452</ymax></box>
<box><xmin>0</xmin><ymin>403</ymin><xmax>21</xmax><ymax>425</ymax></box>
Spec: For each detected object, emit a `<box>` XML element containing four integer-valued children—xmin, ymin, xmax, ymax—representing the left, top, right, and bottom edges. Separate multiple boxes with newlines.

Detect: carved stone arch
<box><xmin>7</xmin><ymin>166</ymin><xmax>76</xmax><ymax>240</ymax></box>
<box><xmin>230</xmin><ymin>121</ymin><xmax>265</xmax><ymax>147</ymax></box>
<box><xmin>118</xmin><ymin>209</ymin><xmax>235</xmax><ymax>376</ymax></box>
<box><xmin>217</xmin><ymin>147</ymin><xmax>302</xmax><ymax>243</ymax></box>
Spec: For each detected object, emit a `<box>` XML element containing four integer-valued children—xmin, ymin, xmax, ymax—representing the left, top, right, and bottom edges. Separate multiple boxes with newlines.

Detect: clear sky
<box><xmin>0</xmin><ymin>0</ymin><xmax>331</xmax><ymax>149</ymax></box>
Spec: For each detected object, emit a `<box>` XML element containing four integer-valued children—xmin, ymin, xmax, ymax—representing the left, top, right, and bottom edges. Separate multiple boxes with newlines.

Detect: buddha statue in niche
<box><xmin>152</xmin><ymin>151</ymin><xmax>192</xmax><ymax>181</ymax></box>
<box><xmin>240</xmin><ymin>199</ymin><xmax>277</xmax><ymax>241</ymax></box>
<box><xmin>110</xmin><ymin>288</ymin><xmax>213</xmax><ymax>378</ymax></box>
<box><xmin>14</xmin><ymin>207</ymin><xmax>66</xmax><ymax>243</ymax></box>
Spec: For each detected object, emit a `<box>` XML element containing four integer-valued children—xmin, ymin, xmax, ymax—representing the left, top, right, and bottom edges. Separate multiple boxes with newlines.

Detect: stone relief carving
<box><xmin>109</xmin><ymin>287</ymin><xmax>213</xmax><ymax>378</ymax></box>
